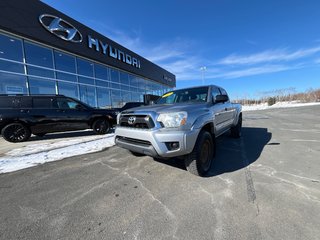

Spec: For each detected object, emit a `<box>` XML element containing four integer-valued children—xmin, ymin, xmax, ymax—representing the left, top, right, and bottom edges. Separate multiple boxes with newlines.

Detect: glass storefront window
<box><xmin>111</xmin><ymin>90</ymin><xmax>122</xmax><ymax>107</ymax></box>
<box><xmin>27</xmin><ymin>66</ymin><xmax>54</xmax><ymax>78</ymax></box>
<box><xmin>110</xmin><ymin>68</ymin><xmax>119</xmax><ymax>83</ymax></box>
<box><xmin>54</xmin><ymin>51</ymin><xmax>76</xmax><ymax>73</ymax></box>
<box><xmin>28</xmin><ymin>77</ymin><xmax>56</xmax><ymax>94</ymax></box>
<box><xmin>129</xmin><ymin>74</ymin><xmax>139</xmax><ymax>87</ymax></box>
<box><xmin>0</xmin><ymin>59</ymin><xmax>24</xmax><ymax>73</ymax></box>
<box><xmin>96</xmin><ymin>80</ymin><xmax>109</xmax><ymax>88</ymax></box>
<box><xmin>94</xmin><ymin>64</ymin><xmax>109</xmax><ymax>80</ymax></box>
<box><xmin>0</xmin><ymin>72</ymin><xmax>27</xmax><ymax>94</ymax></box>
<box><xmin>119</xmin><ymin>71</ymin><xmax>129</xmax><ymax>85</ymax></box>
<box><xmin>0</xmin><ymin>33</ymin><xmax>23</xmax><ymax>62</ymax></box>
<box><xmin>79</xmin><ymin>85</ymin><xmax>96</xmax><ymax>107</ymax></box>
<box><xmin>121</xmin><ymin>84</ymin><xmax>130</xmax><ymax>91</ymax></box>
<box><xmin>97</xmin><ymin>88</ymin><xmax>111</xmax><ymax>108</ymax></box>
<box><xmin>56</xmin><ymin>71</ymin><xmax>77</xmax><ymax>82</ymax></box>
<box><xmin>58</xmin><ymin>81</ymin><xmax>78</xmax><ymax>99</ymax></box>
<box><xmin>24</xmin><ymin>41</ymin><xmax>53</xmax><ymax>68</ymax></box>
<box><xmin>111</xmin><ymin>82</ymin><xmax>120</xmax><ymax>89</ymax></box>
<box><xmin>121</xmin><ymin>91</ymin><xmax>131</xmax><ymax>103</ymax></box>
<box><xmin>78</xmin><ymin>76</ymin><xmax>94</xmax><ymax>85</ymax></box>
<box><xmin>77</xmin><ymin>58</ymin><xmax>93</xmax><ymax>77</ymax></box>
<box><xmin>0</xmin><ymin>33</ymin><xmax>173</xmax><ymax>108</ymax></box>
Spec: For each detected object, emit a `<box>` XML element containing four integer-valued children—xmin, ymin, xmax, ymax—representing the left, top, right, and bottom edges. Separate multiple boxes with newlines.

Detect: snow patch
<box><xmin>0</xmin><ymin>134</ymin><xmax>115</xmax><ymax>173</ymax></box>
<box><xmin>242</xmin><ymin>101</ymin><xmax>320</xmax><ymax>111</ymax></box>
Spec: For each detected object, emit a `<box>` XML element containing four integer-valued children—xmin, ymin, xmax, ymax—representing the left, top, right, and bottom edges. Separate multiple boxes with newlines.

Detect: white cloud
<box><xmin>218</xmin><ymin>46</ymin><xmax>320</xmax><ymax>65</ymax></box>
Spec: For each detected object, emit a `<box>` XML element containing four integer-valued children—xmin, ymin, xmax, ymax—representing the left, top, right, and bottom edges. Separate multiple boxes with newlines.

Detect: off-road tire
<box><xmin>184</xmin><ymin>130</ymin><xmax>215</xmax><ymax>176</ymax></box>
<box><xmin>1</xmin><ymin>123</ymin><xmax>31</xmax><ymax>143</ymax></box>
<box><xmin>129</xmin><ymin>151</ymin><xmax>145</xmax><ymax>157</ymax></box>
<box><xmin>231</xmin><ymin>113</ymin><xmax>242</xmax><ymax>138</ymax></box>
<box><xmin>92</xmin><ymin>118</ymin><xmax>110</xmax><ymax>134</ymax></box>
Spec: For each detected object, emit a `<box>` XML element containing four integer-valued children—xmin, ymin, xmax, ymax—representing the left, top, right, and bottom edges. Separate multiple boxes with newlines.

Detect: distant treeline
<box><xmin>234</xmin><ymin>88</ymin><xmax>320</xmax><ymax>106</ymax></box>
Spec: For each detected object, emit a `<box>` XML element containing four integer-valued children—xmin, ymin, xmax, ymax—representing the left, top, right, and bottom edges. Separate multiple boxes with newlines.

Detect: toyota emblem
<box><xmin>128</xmin><ymin>116</ymin><xmax>136</xmax><ymax>125</ymax></box>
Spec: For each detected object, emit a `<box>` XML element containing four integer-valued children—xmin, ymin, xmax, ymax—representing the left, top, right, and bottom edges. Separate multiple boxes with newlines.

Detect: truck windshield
<box><xmin>156</xmin><ymin>87</ymin><xmax>208</xmax><ymax>104</ymax></box>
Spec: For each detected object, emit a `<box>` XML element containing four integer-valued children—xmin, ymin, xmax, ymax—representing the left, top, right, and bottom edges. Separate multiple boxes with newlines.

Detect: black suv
<box><xmin>0</xmin><ymin>95</ymin><xmax>119</xmax><ymax>142</ymax></box>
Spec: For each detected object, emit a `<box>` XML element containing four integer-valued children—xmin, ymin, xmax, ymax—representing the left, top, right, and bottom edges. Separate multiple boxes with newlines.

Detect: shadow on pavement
<box><xmin>207</xmin><ymin>127</ymin><xmax>272</xmax><ymax>177</ymax></box>
<box><xmin>154</xmin><ymin>127</ymin><xmax>272</xmax><ymax>176</ymax></box>
<box><xmin>28</xmin><ymin>129</ymin><xmax>115</xmax><ymax>141</ymax></box>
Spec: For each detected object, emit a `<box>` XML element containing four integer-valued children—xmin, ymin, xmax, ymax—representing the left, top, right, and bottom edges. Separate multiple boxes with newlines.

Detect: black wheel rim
<box><xmin>96</xmin><ymin>120</ymin><xmax>107</xmax><ymax>133</ymax></box>
<box><xmin>6</xmin><ymin>125</ymin><xmax>26</xmax><ymax>142</ymax></box>
<box><xmin>200</xmin><ymin>139</ymin><xmax>212</xmax><ymax>172</ymax></box>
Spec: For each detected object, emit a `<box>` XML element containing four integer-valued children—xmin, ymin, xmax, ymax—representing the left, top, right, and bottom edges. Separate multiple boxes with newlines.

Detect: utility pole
<box><xmin>200</xmin><ymin>66</ymin><xmax>207</xmax><ymax>85</ymax></box>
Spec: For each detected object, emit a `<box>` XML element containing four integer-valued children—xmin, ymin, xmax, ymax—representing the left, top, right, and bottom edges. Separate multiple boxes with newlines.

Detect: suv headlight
<box><xmin>157</xmin><ymin>112</ymin><xmax>187</xmax><ymax>128</ymax></box>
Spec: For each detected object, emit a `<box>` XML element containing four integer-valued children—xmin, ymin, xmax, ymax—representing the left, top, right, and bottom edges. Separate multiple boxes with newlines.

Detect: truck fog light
<box><xmin>165</xmin><ymin>142</ymin><xmax>179</xmax><ymax>150</ymax></box>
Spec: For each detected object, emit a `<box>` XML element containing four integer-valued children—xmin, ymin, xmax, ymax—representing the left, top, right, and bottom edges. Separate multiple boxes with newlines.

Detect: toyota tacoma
<box><xmin>115</xmin><ymin>85</ymin><xmax>242</xmax><ymax>176</ymax></box>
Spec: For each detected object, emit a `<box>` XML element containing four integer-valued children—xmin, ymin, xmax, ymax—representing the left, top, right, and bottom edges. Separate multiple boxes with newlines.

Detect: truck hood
<box><xmin>122</xmin><ymin>102</ymin><xmax>210</xmax><ymax>114</ymax></box>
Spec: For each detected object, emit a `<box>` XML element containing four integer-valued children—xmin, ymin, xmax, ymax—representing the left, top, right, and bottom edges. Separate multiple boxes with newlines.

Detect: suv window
<box><xmin>211</xmin><ymin>87</ymin><xmax>221</xmax><ymax>102</ymax></box>
<box><xmin>33</xmin><ymin>98</ymin><xmax>54</xmax><ymax>108</ymax></box>
<box><xmin>0</xmin><ymin>97</ymin><xmax>14</xmax><ymax>108</ymax></box>
<box><xmin>54</xmin><ymin>98</ymin><xmax>80</xmax><ymax>109</ymax></box>
<box><xmin>0</xmin><ymin>97</ymin><xmax>32</xmax><ymax>108</ymax></box>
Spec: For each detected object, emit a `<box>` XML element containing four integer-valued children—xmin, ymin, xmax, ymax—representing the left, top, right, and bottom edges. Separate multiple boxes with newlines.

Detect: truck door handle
<box><xmin>20</xmin><ymin>109</ymin><xmax>29</xmax><ymax>113</ymax></box>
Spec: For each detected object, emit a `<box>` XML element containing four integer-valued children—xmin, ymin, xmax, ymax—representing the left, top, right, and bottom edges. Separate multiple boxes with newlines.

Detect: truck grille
<box><xmin>119</xmin><ymin>115</ymin><xmax>155</xmax><ymax>129</ymax></box>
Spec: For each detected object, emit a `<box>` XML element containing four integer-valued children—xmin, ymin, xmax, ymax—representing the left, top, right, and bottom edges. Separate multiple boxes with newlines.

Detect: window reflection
<box><xmin>58</xmin><ymin>82</ymin><xmax>78</xmax><ymax>99</ymax></box>
<box><xmin>0</xmin><ymin>72</ymin><xmax>27</xmax><ymax>94</ymax></box>
<box><xmin>77</xmin><ymin>58</ymin><xmax>93</xmax><ymax>77</ymax></box>
<box><xmin>0</xmin><ymin>34</ymin><xmax>23</xmax><ymax>62</ymax></box>
<box><xmin>0</xmin><ymin>59</ymin><xmax>24</xmax><ymax>73</ymax></box>
<box><xmin>94</xmin><ymin>64</ymin><xmax>109</xmax><ymax>80</ymax></box>
<box><xmin>97</xmin><ymin>88</ymin><xmax>111</xmax><ymax>108</ymax></box>
<box><xmin>110</xmin><ymin>68</ymin><xmax>119</xmax><ymax>82</ymax></box>
<box><xmin>54</xmin><ymin>51</ymin><xmax>76</xmax><ymax>73</ymax></box>
<box><xmin>24</xmin><ymin>41</ymin><xmax>53</xmax><ymax>68</ymax></box>
<box><xmin>28</xmin><ymin>77</ymin><xmax>56</xmax><ymax>94</ymax></box>
<box><xmin>79</xmin><ymin>85</ymin><xmax>96</xmax><ymax>107</ymax></box>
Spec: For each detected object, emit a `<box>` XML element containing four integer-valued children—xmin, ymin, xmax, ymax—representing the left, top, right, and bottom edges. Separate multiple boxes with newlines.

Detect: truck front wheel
<box><xmin>184</xmin><ymin>131</ymin><xmax>215</xmax><ymax>176</ymax></box>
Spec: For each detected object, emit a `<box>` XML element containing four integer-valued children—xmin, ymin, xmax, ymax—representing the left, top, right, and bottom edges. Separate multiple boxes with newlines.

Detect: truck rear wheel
<box><xmin>184</xmin><ymin>131</ymin><xmax>215</xmax><ymax>176</ymax></box>
<box><xmin>1</xmin><ymin>123</ymin><xmax>31</xmax><ymax>143</ymax></box>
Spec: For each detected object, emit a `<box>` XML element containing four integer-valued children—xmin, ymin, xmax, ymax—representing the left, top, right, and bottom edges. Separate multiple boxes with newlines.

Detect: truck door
<box><xmin>219</xmin><ymin>88</ymin><xmax>236</xmax><ymax>128</ymax></box>
<box><xmin>211</xmin><ymin>87</ymin><xmax>226</xmax><ymax>135</ymax></box>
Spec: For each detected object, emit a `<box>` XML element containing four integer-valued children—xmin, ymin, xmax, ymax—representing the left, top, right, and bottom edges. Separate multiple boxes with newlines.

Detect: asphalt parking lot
<box><xmin>0</xmin><ymin>106</ymin><xmax>319</xmax><ymax>240</ymax></box>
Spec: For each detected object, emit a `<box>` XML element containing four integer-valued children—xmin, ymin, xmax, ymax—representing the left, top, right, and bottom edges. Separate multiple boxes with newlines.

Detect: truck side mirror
<box><xmin>215</xmin><ymin>94</ymin><xmax>229</xmax><ymax>103</ymax></box>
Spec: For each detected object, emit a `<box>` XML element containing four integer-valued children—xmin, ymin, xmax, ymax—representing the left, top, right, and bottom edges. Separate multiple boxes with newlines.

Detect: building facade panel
<box><xmin>0</xmin><ymin>0</ymin><xmax>175</xmax><ymax>108</ymax></box>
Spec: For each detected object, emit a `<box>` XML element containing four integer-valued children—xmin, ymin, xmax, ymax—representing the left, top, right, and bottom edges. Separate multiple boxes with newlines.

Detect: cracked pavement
<box><xmin>0</xmin><ymin>106</ymin><xmax>319</xmax><ymax>240</ymax></box>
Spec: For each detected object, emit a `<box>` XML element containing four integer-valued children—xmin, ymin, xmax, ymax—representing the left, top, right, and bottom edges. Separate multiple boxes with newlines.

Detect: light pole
<box><xmin>200</xmin><ymin>66</ymin><xmax>207</xmax><ymax>85</ymax></box>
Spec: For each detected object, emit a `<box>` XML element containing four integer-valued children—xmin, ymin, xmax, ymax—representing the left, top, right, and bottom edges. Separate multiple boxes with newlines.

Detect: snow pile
<box><xmin>0</xmin><ymin>134</ymin><xmax>115</xmax><ymax>173</ymax></box>
<box><xmin>242</xmin><ymin>101</ymin><xmax>320</xmax><ymax>111</ymax></box>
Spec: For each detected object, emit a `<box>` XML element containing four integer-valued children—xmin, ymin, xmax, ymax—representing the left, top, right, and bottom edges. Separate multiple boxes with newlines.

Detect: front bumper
<box><xmin>114</xmin><ymin>126</ymin><xmax>199</xmax><ymax>158</ymax></box>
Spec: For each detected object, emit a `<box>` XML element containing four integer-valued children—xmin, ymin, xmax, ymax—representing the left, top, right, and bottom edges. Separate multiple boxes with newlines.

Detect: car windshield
<box><xmin>156</xmin><ymin>87</ymin><xmax>209</xmax><ymax>104</ymax></box>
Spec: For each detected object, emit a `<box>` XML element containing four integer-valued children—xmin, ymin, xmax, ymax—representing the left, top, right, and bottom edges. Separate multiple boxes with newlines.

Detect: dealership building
<box><xmin>0</xmin><ymin>0</ymin><xmax>175</xmax><ymax>108</ymax></box>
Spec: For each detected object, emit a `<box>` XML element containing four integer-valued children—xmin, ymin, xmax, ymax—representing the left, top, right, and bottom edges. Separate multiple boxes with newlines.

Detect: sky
<box><xmin>42</xmin><ymin>0</ymin><xmax>320</xmax><ymax>100</ymax></box>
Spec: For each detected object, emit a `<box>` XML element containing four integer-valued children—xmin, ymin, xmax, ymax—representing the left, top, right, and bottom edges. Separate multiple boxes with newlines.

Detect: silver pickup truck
<box><xmin>115</xmin><ymin>85</ymin><xmax>242</xmax><ymax>176</ymax></box>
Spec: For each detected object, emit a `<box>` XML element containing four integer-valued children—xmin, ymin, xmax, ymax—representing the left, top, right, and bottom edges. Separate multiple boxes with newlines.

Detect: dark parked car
<box><xmin>0</xmin><ymin>95</ymin><xmax>118</xmax><ymax>142</ymax></box>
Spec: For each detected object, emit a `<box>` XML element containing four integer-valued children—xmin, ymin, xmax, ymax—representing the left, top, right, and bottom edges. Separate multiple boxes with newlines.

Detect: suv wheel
<box><xmin>92</xmin><ymin>119</ymin><xmax>110</xmax><ymax>134</ymax></box>
<box><xmin>231</xmin><ymin>113</ymin><xmax>242</xmax><ymax>138</ymax></box>
<box><xmin>184</xmin><ymin>131</ymin><xmax>215</xmax><ymax>176</ymax></box>
<box><xmin>1</xmin><ymin>123</ymin><xmax>31</xmax><ymax>143</ymax></box>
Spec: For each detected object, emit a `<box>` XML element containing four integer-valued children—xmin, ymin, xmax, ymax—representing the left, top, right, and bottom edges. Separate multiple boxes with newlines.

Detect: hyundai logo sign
<box><xmin>128</xmin><ymin>116</ymin><xmax>136</xmax><ymax>125</ymax></box>
<box><xmin>39</xmin><ymin>14</ymin><xmax>83</xmax><ymax>43</ymax></box>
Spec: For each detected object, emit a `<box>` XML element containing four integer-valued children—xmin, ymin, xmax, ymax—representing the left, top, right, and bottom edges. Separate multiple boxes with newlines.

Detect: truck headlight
<box><xmin>157</xmin><ymin>112</ymin><xmax>187</xmax><ymax>128</ymax></box>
